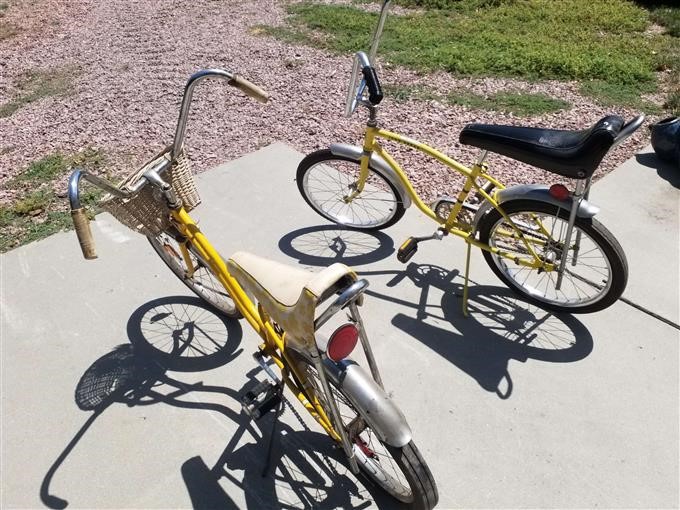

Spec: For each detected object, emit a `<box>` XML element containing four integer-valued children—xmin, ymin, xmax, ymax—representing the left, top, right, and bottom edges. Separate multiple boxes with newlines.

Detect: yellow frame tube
<box><xmin>360</xmin><ymin>127</ymin><xmax>546</xmax><ymax>266</ymax></box>
<box><xmin>169</xmin><ymin>208</ymin><xmax>340</xmax><ymax>438</ymax></box>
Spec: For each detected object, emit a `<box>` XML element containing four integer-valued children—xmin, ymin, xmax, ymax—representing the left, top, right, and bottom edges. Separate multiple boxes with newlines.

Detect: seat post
<box><xmin>476</xmin><ymin>149</ymin><xmax>488</xmax><ymax>166</ymax></box>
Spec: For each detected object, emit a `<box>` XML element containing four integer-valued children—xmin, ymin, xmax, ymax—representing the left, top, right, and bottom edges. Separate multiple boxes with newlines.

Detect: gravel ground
<box><xmin>0</xmin><ymin>0</ymin><xmax>652</xmax><ymax>206</ymax></box>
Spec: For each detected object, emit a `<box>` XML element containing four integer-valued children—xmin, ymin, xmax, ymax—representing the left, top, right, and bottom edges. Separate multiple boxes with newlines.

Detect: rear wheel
<box><xmin>478</xmin><ymin>199</ymin><xmax>627</xmax><ymax>313</ymax></box>
<box><xmin>300</xmin><ymin>360</ymin><xmax>438</xmax><ymax>509</ymax></box>
<box><xmin>296</xmin><ymin>149</ymin><xmax>405</xmax><ymax>230</ymax></box>
<box><xmin>148</xmin><ymin>229</ymin><xmax>241</xmax><ymax>318</ymax></box>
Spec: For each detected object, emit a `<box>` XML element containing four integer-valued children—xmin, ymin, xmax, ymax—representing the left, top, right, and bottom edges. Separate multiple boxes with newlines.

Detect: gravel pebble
<box><xmin>0</xmin><ymin>0</ymin><xmax>652</xmax><ymax>206</ymax></box>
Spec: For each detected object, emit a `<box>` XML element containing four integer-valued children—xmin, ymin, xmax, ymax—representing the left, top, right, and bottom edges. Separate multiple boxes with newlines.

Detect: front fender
<box><xmin>472</xmin><ymin>184</ymin><xmax>599</xmax><ymax>231</ymax></box>
<box><xmin>329</xmin><ymin>143</ymin><xmax>412</xmax><ymax>209</ymax></box>
<box><xmin>323</xmin><ymin>358</ymin><xmax>412</xmax><ymax>448</ymax></box>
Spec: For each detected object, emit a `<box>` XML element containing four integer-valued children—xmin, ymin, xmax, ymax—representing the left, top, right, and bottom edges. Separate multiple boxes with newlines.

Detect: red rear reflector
<box><xmin>549</xmin><ymin>184</ymin><xmax>570</xmax><ymax>201</ymax></box>
<box><xmin>327</xmin><ymin>324</ymin><xmax>359</xmax><ymax>362</ymax></box>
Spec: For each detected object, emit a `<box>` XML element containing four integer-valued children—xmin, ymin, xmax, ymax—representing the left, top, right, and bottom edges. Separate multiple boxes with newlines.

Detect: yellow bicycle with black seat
<box><xmin>296</xmin><ymin>0</ymin><xmax>644</xmax><ymax>315</ymax></box>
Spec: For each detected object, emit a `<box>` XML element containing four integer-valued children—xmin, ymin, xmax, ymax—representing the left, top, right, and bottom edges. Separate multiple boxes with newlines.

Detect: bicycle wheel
<box><xmin>148</xmin><ymin>230</ymin><xmax>241</xmax><ymax>318</ymax></box>
<box><xmin>300</xmin><ymin>361</ymin><xmax>438</xmax><ymax>509</ymax></box>
<box><xmin>297</xmin><ymin>149</ymin><xmax>405</xmax><ymax>230</ymax></box>
<box><xmin>477</xmin><ymin>199</ymin><xmax>627</xmax><ymax>313</ymax></box>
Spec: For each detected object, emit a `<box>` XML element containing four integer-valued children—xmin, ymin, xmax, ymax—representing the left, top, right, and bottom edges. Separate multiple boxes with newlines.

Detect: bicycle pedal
<box><xmin>397</xmin><ymin>237</ymin><xmax>418</xmax><ymax>263</ymax></box>
<box><xmin>241</xmin><ymin>380</ymin><xmax>282</xmax><ymax>420</ymax></box>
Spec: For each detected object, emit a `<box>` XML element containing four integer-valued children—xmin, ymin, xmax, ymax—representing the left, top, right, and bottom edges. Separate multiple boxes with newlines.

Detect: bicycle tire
<box><xmin>148</xmin><ymin>230</ymin><xmax>241</xmax><ymax>318</ymax></box>
<box><xmin>296</xmin><ymin>149</ymin><xmax>405</xmax><ymax>231</ymax></box>
<box><xmin>299</xmin><ymin>360</ymin><xmax>438</xmax><ymax>509</ymax></box>
<box><xmin>477</xmin><ymin>199</ymin><xmax>627</xmax><ymax>313</ymax></box>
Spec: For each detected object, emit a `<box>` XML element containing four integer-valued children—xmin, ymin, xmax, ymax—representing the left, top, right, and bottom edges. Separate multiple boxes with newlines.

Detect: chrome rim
<box><xmin>152</xmin><ymin>233</ymin><xmax>236</xmax><ymax>315</ymax></box>
<box><xmin>306</xmin><ymin>365</ymin><xmax>413</xmax><ymax>502</ymax></box>
<box><xmin>488</xmin><ymin>211</ymin><xmax>613</xmax><ymax>307</ymax></box>
<box><xmin>302</xmin><ymin>160</ymin><xmax>399</xmax><ymax>228</ymax></box>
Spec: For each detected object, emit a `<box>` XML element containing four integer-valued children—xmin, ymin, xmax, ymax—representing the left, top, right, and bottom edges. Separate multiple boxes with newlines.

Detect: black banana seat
<box><xmin>459</xmin><ymin>115</ymin><xmax>625</xmax><ymax>179</ymax></box>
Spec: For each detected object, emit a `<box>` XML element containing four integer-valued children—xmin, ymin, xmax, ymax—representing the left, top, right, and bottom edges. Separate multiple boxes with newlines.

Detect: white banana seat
<box><xmin>227</xmin><ymin>251</ymin><xmax>356</xmax><ymax>343</ymax></box>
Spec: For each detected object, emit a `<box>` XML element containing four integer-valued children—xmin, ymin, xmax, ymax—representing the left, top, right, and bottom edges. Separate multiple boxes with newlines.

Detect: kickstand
<box><xmin>261</xmin><ymin>382</ymin><xmax>284</xmax><ymax>478</ymax></box>
<box><xmin>462</xmin><ymin>241</ymin><xmax>472</xmax><ymax>318</ymax></box>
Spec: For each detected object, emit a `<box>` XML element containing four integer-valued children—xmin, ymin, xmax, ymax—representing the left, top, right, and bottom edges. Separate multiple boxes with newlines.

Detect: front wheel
<box><xmin>296</xmin><ymin>149</ymin><xmax>406</xmax><ymax>231</ymax></box>
<box><xmin>148</xmin><ymin>229</ymin><xmax>241</xmax><ymax>318</ymax></box>
<box><xmin>477</xmin><ymin>199</ymin><xmax>627</xmax><ymax>313</ymax></box>
<box><xmin>300</xmin><ymin>361</ymin><xmax>438</xmax><ymax>509</ymax></box>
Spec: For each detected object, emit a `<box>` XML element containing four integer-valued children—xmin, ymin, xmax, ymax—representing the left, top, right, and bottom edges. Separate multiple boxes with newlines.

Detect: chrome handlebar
<box><xmin>67</xmin><ymin>68</ymin><xmax>268</xmax><ymax>260</ymax></box>
<box><xmin>68</xmin><ymin>68</ymin><xmax>268</xmax><ymax>209</ymax></box>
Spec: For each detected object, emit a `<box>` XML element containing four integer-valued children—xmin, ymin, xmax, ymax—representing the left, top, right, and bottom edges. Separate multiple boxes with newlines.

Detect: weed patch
<box><xmin>0</xmin><ymin>67</ymin><xmax>79</xmax><ymax>118</ymax></box>
<box><xmin>580</xmin><ymin>80</ymin><xmax>662</xmax><ymax>114</ymax></box>
<box><xmin>0</xmin><ymin>148</ymin><xmax>106</xmax><ymax>252</ymax></box>
<box><xmin>384</xmin><ymin>83</ymin><xmax>569</xmax><ymax>116</ymax></box>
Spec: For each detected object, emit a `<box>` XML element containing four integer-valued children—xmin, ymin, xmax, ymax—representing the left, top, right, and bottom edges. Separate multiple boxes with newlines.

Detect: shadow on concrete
<box><xmin>279</xmin><ymin>225</ymin><xmax>394</xmax><ymax>267</ymax></box>
<box><xmin>635</xmin><ymin>152</ymin><xmax>680</xmax><ymax>189</ymax></box>
<box><xmin>40</xmin><ymin>298</ymin><xmax>394</xmax><ymax>509</ymax></box>
<box><xmin>127</xmin><ymin>295</ymin><xmax>244</xmax><ymax>372</ymax></box>
<box><xmin>360</xmin><ymin>263</ymin><xmax>593</xmax><ymax>399</ymax></box>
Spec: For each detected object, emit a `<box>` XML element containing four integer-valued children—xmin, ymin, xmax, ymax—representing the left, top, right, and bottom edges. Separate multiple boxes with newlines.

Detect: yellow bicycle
<box><xmin>296</xmin><ymin>2</ymin><xmax>644</xmax><ymax>314</ymax></box>
<box><xmin>68</xmin><ymin>69</ymin><xmax>438</xmax><ymax>510</ymax></box>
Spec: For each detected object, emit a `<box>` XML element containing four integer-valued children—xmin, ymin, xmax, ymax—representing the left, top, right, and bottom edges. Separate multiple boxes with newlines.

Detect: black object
<box><xmin>241</xmin><ymin>380</ymin><xmax>282</xmax><ymax>420</ymax></box>
<box><xmin>397</xmin><ymin>237</ymin><xmax>418</xmax><ymax>263</ymax></box>
<box><xmin>459</xmin><ymin>115</ymin><xmax>625</xmax><ymax>179</ymax></box>
<box><xmin>362</xmin><ymin>66</ymin><xmax>383</xmax><ymax>106</ymax></box>
<box><xmin>650</xmin><ymin>116</ymin><xmax>680</xmax><ymax>166</ymax></box>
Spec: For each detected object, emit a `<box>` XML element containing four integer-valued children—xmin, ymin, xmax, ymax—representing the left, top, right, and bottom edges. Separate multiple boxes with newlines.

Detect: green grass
<box><xmin>0</xmin><ymin>148</ymin><xmax>107</xmax><ymax>253</ymax></box>
<box><xmin>11</xmin><ymin>154</ymin><xmax>70</xmax><ymax>184</ymax></box>
<box><xmin>384</xmin><ymin>83</ymin><xmax>570</xmax><ymax>115</ymax></box>
<box><xmin>0</xmin><ymin>67</ymin><xmax>79</xmax><ymax>118</ymax></box>
<box><xmin>580</xmin><ymin>80</ymin><xmax>662</xmax><ymax>114</ymax></box>
<box><xmin>382</xmin><ymin>84</ymin><xmax>439</xmax><ymax>101</ymax></box>
<box><xmin>448</xmin><ymin>91</ymin><xmax>570</xmax><ymax>116</ymax></box>
<box><xmin>264</xmin><ymin>0</ymin><xmax>678</xmax><ymax>111</ymax></box>
<box><xmin>649</xmin><ymin>6</ymin><xmax>680</xmax><ymax>37</ymax></box>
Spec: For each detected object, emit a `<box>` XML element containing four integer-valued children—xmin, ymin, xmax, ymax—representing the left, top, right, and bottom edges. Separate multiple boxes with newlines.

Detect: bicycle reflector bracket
<box><xmin>326</xmin><ymin>323</ymin><xmax>359</xmax><ymax>362</ymax></box>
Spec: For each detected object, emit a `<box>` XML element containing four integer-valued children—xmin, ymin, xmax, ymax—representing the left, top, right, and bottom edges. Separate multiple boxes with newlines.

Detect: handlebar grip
<box><xmin>71</xmin><ymin>208</ymin><xmax>97</xmax><ymax>260</ymax></box>
<box><xmin>361</xmin><ymin>66</ymin><xmax>383</xmax><ymax>105</ymax></box>
<box><xmin>229</xmin><ymin>76</ymin><xmax>269</xmax><ymax>103</ymax></box>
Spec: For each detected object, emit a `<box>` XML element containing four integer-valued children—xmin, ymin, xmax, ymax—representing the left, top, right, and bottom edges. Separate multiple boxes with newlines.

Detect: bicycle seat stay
<box><xmin>459</xmin><ymin>115</ymin><xmax>642</xmax><ymax>179</ymax></box>
<box><xmin>227</xmin><ymin>251</ymin><xmax>357</xmax><ymax>344</ymax></box>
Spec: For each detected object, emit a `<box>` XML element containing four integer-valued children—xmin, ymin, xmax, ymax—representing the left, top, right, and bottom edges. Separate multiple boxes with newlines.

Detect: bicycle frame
<box><xmin>168</xmin><ymin>208</ymin><xmax>344</xmax><ymax>437</ymax></box>
<box><xmin>356</xmin><ymin>124</ymin><xmax>550</xmax><ymax>272</ymax></box>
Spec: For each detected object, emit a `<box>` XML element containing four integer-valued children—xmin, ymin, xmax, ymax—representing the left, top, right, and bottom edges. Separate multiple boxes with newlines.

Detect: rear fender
<box><xmin>472</xmin><ymin>184</ymin><xmax>599</xmax><ymax>231</ymax></box>
<box><xmin>322</xmin><ymin>358</ymin><xmax>412</xmax><ymax>448</ymax></box>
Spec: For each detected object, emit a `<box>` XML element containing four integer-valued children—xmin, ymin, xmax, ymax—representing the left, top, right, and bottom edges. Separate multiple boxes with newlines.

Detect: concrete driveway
<box><xmin>1</xmin><ymin>143</ymin><xmax>678</xmax><ymax>509</ymax></box>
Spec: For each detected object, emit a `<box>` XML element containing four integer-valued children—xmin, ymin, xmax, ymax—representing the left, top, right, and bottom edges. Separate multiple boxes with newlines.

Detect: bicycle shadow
<box><xmin>127</xmin><ymin>295</ymin><xmax>244</xmax><ymax>372</ymax></box>
<box><xmin>278</xmin><ymin>224</ymin><xmax>394</xmax><ymax>267</ymax></box>
<box><xmin>185</xmin><ymin>389</ymin><xmax>393</xmax><ymax>510</ymax></box>
<box><xmin>360</xmin><ymin>263</ymin><xmax>593</xmax><ymax>399</ymax></box>
<box><xmin>41</xmin><ymin>298</ymin><xmax>394</xmax><ymax>509</ymax></box>
<box><xmin>635</xmin><ymin>151</ymin><xmax>680</xmax><ymax>189</ymax></box>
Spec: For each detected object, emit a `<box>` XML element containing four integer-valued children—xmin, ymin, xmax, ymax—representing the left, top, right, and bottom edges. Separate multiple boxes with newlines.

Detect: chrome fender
<box><xmin>323</xmin><ymin>358</ymin><xmax>412</xmax><ymax>448</ymax></box>
<box><xmin>329</xmin><ymin>143</ymin><xmax>412</xmax><ymax>209</ymax></box>
<box><xmin>472</xmin><ymin>184</ymin><xmax>600</xmax><ymax>231</ymax></box>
